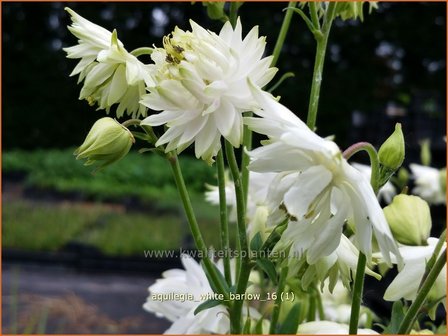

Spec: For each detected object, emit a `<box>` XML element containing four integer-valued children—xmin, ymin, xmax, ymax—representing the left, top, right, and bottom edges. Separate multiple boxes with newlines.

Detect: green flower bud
<box><xmin>378</xmin><ymin>123</ymin><xmax>405</xmax><ymax>187</ymax></box>
<box><xmin>420</xmin><ymin>139</ymin><xmax>431</xmax><ymax>166</ymax></box>
<box><xmin>74</xmin><ymin>117</ymin><xmax>134</xmax><ymax>171</ymax></box>
<box><xmin>202</xmin><ymin>2</ymin><xmax>226</xmax><ymax>21</ymax></box>
<box><xmin>383</xmin><ymin>194</ymin><xmax>431</xmax><ymax>246</ymax></box>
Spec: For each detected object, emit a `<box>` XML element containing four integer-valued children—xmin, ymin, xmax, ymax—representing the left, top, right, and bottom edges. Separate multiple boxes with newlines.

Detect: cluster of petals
<box><xmin>64</xmin><ymin>8</ymin><xmax>152</xmax><ymax>118</ymax></box>
<box><xmin>245</xmin><ymin>84</ymin><xmax>401</xmax><ymax>266</ymax></box>
<box><xmin>141</xmin><ymin>19</ymin><xmax>277</xmax><ymax>162</ymax></box>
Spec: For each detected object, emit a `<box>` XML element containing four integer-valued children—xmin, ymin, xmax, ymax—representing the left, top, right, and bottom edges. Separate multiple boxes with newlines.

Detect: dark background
<box><xmin>2</xmin><ymin>2</ymin><xmax>446</xmax><ymax>165</ymax></box>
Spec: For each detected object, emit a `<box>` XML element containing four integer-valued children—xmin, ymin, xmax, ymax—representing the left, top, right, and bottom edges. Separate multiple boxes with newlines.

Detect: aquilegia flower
<box><xmin>64</xmin><ymin>8</ymin><xmax>153</xmax><ymax>118</ymax></box>
<box><xmin>409</xmin><ymin>164</ymin><xmax>446</xmax><ymax>205</ymax></box>
<box><xmin>141</xmin><ymin>19</ymin><xmax>277</xmax><ymax>162</ymax></box>
<box><xmin>382</xmin><ymin>237</ymin><xmax>446</xmax><ymax>302</ymax></box>
<box><xmin>245</xmin><ymin>84</ymin><xmax>401</xmax><ymax>265</ymax></box>
<box><xmin>143</xmin><ymin>254</ymin><xmax>260</xmax><ymax>334</ymax></box>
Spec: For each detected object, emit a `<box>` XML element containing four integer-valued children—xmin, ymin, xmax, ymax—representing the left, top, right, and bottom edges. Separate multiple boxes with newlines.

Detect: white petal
<box><xmin>283</xmin><ymin>165</ymin><xmax>332</xmax><ymax>219</ymax></box>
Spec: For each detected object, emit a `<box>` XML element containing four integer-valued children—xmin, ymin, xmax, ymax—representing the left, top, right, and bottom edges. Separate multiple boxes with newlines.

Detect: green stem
<box><xmin>424</xmin><ymin>229</ymin><xmax>446</xmax><ymax>276</ymax></box>
<box><xmin>306</xmin><ymin>2</ymin><xmax>337</xmax><ymax>130</ymax></box>
<box><xmin>225</xmin><ymin>140</ymin><xmax>249</xmax><ymax>334</ymax></box>
<box><xmin>269</xmin><ymin>266</ymin><xmax>289</xmax><ymax>333</ymax></box>
<box><xmin>344</xmin><ymin>141</ymin><xmax>380</xmax><ymax>334</ymax></box>
<box><xmin>130</xmin><ymin>47</ymin><xmax>153</xmax><ymax>57</ymax></box>
<box><xmin>216</xmin><ymin>149</ymin><xmax>231</xmax><ymax>285</ymax></box>
<box><xmin>343</xmin><ymin>142</ymin><xmax>380</xmax><ymax>193</ymax></box>
<box><xmin>397</xmin><ymin>249</ymin><xmax>447</xmax><ymax>334</ymax></box>
<box><xmin>241</xmin><ymin>116</ymin><xmax>252</xmax><ymax>208</ymax></box>
<box><xmin>308</xmin><ymin>2</ymin><xmax>321</xmax><ymax>31</ymax></box>
<box><xmin>121</xmin><ymin>118</ymin><xmax>141</xmax><ymax>128</ymax></box>
<box><xmin>168</xmin><ymin>153</ymin><xmax>228</xmax><ymax>299</ymax></box>
<box><xmin>271</xmin><ymin>2</ymin><xmax>297</xmax><ymax>68</ymax></box>
<box><xmin>349</xmin><ymin>252</ymin><xmax>367</xmax><ymax>334</ymax></box>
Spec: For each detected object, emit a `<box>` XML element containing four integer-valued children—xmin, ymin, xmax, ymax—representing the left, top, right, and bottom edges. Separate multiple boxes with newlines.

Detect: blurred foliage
<box><xmin>2</xmin><ymin>2</ymin><xmax>445</xmax><ymax>151</ymax></box>
<box><xmin>2</xmin><ymin>198</ymin><xmax>229</xmax><ymax>255</ymax></box>
<box><xmin>2</xmin><ymin>200</ymin><xmax>108</xmax><ymax>251</ymax></box>
<box><xmin>3</xmin><ymin>149</ymin><xmax>216</xmax><ymax>204</ymax></box>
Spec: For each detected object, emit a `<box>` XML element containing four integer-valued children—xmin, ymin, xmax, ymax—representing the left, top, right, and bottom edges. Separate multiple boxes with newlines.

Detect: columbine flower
<box><xmin>381</xmin><ymin>237</ymin><xmax>446</xmax><ymax>303</ymax></box>
<box><xmin>245</xmin><ymin>84</ymin><xmax>400</xmax><ymax>265</ymax></box>
<box><xmin>297</xmin><ymin>321</ymin><xmax>379</xmax><ymax>334</ymax></box>
<box><xmin>74</xmin><ymin>117</ymin><xmax>134</xmax><ymax>170</ymax></box>
<box><xmin>64</xmin><ymin>8</ymin><xmax>153</xmax><ymax>118</ymax></box>
<box><xmin>409</xmin><ymin>164</ymin><xmax>446</xmax><ymax>205</ymax></box>
<box><xmin>141</xmin><ymin>19</ymin><xmax>277</xmax><ymax>162</ymax></box>
<box><xmin>143</xmin><ymin>254</ymin><xmax>260</xmax><ymax>334</ymax></box>
<box><xmin>285</xmin><ymin>235</ymin><xmax>381</xmax><ymax>292</ymax></box>
<box><xmin>205</xmin><ymin>171</ymin><xmax>276</xmax><ymax>239</ymax></box>
<box><xmin>351</xmin><ymin>163</ymin><xmax>396</xmax><ymax>203</ymax></box>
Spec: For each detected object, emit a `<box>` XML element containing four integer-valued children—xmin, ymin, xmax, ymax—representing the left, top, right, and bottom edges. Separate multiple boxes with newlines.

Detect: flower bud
<box><xmin>383</xmin><ymin>194</ymin><xmax>431</xmax><ymax>246</ymax></box>
<box><xmin>202</xmin><ymin>2</ymin><xmax>226</xmax><ymax>20</ymax></box>
<box><xmin>378</xmin><ymin>123</ymin><xmax>405</xmax><ymax>186</ymax></box>
<box><xmin>74</xmin><ymin>117</ymin><xmax>134</xmax><ymax>170</ymax></box>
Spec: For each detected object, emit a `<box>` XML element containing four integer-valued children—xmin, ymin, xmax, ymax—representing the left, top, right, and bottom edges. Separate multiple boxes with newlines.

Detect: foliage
<box><xmin>3</xmin><ymin>149</ymin><xmax>216</xmax><ymax>204</ymax></box>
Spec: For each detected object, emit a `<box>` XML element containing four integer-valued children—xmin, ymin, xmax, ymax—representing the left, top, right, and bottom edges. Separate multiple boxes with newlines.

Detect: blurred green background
<box><xmin>2</xmin><ymin>2</ymin><xmax>446</xmax><ymax>256</ymax></box>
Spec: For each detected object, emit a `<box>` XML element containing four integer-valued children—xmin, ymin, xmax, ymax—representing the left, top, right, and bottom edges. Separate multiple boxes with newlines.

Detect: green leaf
<box><xmin>384</xmin><ymin>300</ymin><xmax>406</xmax><ymax>334</ymax></box>
<box><xmin>201</xmin><ymin>261</ymin><xmax>230</xmax><ymax>298</ymax></box>
<box><xmin>255</xmin><ymin>317</ymin><xmax>265</xmax><ymax>334</ymax></box>
<box><xmin>277</xmin><ymin>303</ymin><xmax>301</xmax><ymax>334</ymax></box>
<box><xmin>194</xmin><ymin>299</ymin><xmax>222</xmax><ymax>316</ymax></box>
<box><xmin>256</xmin><ymin>258</ymin><xmax>278</xmax><ymax>284</ymax></box>
<box><xmin>260</xmin><ymin>218</ymin><xmax>288</xmax><ymax>253</ymax></box>
<box><xmin>250</xmin><ymin>232</ymin><xmax>263</xmax><ymax>252</ymax></box>
<box><xmin>243</xmin><ymin>314</ymin><xmax>252</xmax><ymax>334</ymax></box>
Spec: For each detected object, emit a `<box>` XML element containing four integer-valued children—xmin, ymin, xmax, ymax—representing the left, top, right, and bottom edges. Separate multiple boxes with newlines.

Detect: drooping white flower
<box><xmin>205</xmin><ymin>171</ymin><xmax>277</xmax><ymax>239</ymax></box>
<box><xmin>64</xmin><ymin>8</ymin><xmax>153</xmax><ymax>118</ymax></box>
<box><xmin>143</xmin><ymin>254</ymin><xmax>259</xmax><ymax>334</ymax></box>
<box><xmin>381</xmin><ymin>237</ymin><xmax>446</xmax><ymax>302</ymax></box>
<box><xmin>297</xmin><ymin>321</ymin><xmax>379</xmax><ymax>334</ymax></box>
<box><xmin>245</xmin><ymin>84</ymin><xmax>401</xmax><ymax>266</ymax></box>
<box><xmin>141</xmin><ymin>19</ymin><xmax>277</xmax><ymax>162</ymax></box>
<box><xmin>351</xmin><ymin>163</ymin><xmax>396</xmax><ymax>204</ymax></box>
<box><xmin>409</xmin><ymin>164</ymin><xmax>446</xmax><ymax>205</ymax></box>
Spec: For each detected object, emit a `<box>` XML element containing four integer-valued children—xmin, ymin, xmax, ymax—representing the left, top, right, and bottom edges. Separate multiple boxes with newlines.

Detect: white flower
<box><xmin>205</xmin><ymin>171</ymin><xmax>277</xmax><ymax>239</ymax></box>
<box><xmin>64</xmin><ymin>8</ymin><xmax>153</xmax><ymax>118</ymax></box>
<box><xmin>141</xmin><ymin>19</ymin><xmax>277</xmax><ymax>162</ymax></box>
<box><xmin>351</xmin><ymin>163</ymin><xmax>396</xmax><ymax>203</ymax></box>
<box><xmin>287</xmin><ymin>235</ymin><xmax>381</xmax><ymax>291</ymax></box>
<box><xmin>409</xmin><ymin>164</ymin><xmax>446</xmax><ymax>205</ymax></box>
<box><xmin>297</xmin><ymin>321</ymin><xmax>379</xmax><ymax>334</ymax></box>
<box><xmin>143</xmin><ymin>254</ymin><xmax>259</xmax><ymax>334</ymax></box>
<box><xmin>382</xmin><ymin>237</ymin><xmax>446</xmax><ymax>302</ymax></box>
<box><xmin>245</xmin><ymin>85</ymin><xmax>401</xmax><ymax>265</ymax></box>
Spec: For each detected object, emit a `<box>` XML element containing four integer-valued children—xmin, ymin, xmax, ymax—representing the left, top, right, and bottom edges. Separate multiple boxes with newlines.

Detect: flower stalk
<box><xmin>225</xmin><ymin>140</ymin><xmax>250</xmax><ymax>333</ymax></box>
<box><xmin>216</xmin><ymin>149</ymin><xmax>231</xmax><ymax>285</ymax></box>
<box><xmin>168</xmin><ymin>153</ymin><xmax>229</xmax><ymax>300</ymax></box>
<box><xmin>306</xmin><ymin>2</ymin><xmax>337</xmax><ymax>130</ymax></box>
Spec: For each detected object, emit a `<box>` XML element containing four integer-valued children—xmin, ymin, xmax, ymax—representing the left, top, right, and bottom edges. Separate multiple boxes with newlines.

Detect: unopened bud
<box><xmin>74</xmin><ymin>117</ymin><xmax>134</xmax><ymax>171</ymax></box>
<box><xmin>383</xmin><ymin>194</ymin><xmax>431</xmax><ymax>246</ymax></box>
<box><xmin>378</xmin><ymin>123</ymin><xmax>405</xmax><ymax>187</ymax></box>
